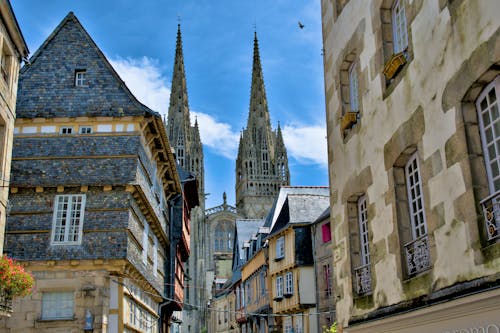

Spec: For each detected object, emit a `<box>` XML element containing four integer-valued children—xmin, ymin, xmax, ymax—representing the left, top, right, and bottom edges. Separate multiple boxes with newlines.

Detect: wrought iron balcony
<box><xmin>404</xmin><ymin>235</ymin><xmax>431</xmax><ymax>277</ymax></box>
<box><xmin>0</xmin><ymin>290</ymin><xmax>13</xmax><ymax>317</ymax></box>
<box><xmin>480</xmin><ymin>191</ymin><xmax>500</xmax><ymax>241</ymax></box>
<box><xmin>353</xmin><ymin>263</ymin><xmax>372</xmax><ymax>295</ymax></box>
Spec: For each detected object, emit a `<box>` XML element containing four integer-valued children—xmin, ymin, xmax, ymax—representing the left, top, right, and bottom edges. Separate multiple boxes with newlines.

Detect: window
<box><xmin>1</xmin><ymin>44</ymin><xmax>11</xmax><ymax>84</ymax></box>
<box><xmin>405</xmin><ymin>154</ymin><xmax>427</xmax><ymax>239</ymax></box>
<box><xmin>284</xmin><ymin>316</ymin><xmax>293</xmax><ymax>333</ymax></box>
<box><xmin>51</xmin><ymin>194</ymin><xmax>86</xmax><ymax>245</ymax></box>
<box><xmin>349</xmin><ymin>61</ymin><xmax>359</xmax><ymax>112</ymax></box>
<box><xmin>275</xmin><ymin>236</ymin><xmax>285</xmax><ymax>260</ymax></box>
<box><xmin>79</xmin><ymin>126</ymin><xmax>93</xmax><ymax>134</ymax></box>
<box><xmin>295</xmin><ymin>315</ymin><xmax>304</xmax><ymax>333</ymax></box>
<box><xmin>60</xmin><ymin>126</ymin><xmax>73</xmax><ymax>134</ymax></box>
<box><xmin>396</xmin><ymin>152</ymin><xmax>430</xmax><ymax>277</ymax></box>
<box><xmin>358</xmin><ymin>196</ymin><xmax>370</xmax><ymax>266</ymax></box>
<box><xmin>323</xmin><ymin>264</ymin><xmax>333</xmax><ymax>297</ymax></box>
<box><xmin>153</xmin><ymin>235</ymin><xmax>158</xmax><ymax>276</ymax></box>
<box><xmin>224</xmin><ymin>305</ymin><xmax>228</xmax><ymax>323</ymax></box>
<box><xmin>477</xmin><ymin>76</ymin><xmax>500</xmax><ymax>241</ymax></box>
<box><xmin>275</xmin><ymin>276</ymin><xmax>283</xmax><ymax>299</ymax></box>
<box><xmin>41</xmin><ymin>291</ymin><xmax>74</xmax><ymax>320</ymax></box>
<box><xmin>259</xmin><ymin>271</ymin><xmax>266</xmax><ymax>296</ymax></box>
<box><xmin>321</xmin><ymin>222</ymin><xmax>332</xmax><ymax>243</ymax></box>
<box><xmin>142</xmin><ymin>223</ymin><xmax>149</xmax><ymax>264</ymax></box>
<box><xmin>392</xmin><ymin>0</ymin><xmax>408</xmax><ymax>53</ymax></box>
<box><xmin>284</xmin><ymin>272</ymin><xmax>293</xmax><ymax>296</ymax></box>
<box><xmin>75</xmin><ymin>70</ymin><xmax>86</xmax><ymax>86</ymax></box>
<box><xmin>477</xmin><ymin>77</ymin><xmax>500</xmax><ymax>193</ymax></box>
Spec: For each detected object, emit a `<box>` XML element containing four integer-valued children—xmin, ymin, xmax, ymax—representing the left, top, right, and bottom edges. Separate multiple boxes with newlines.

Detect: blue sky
<box><xmin>12</xmin><ymin>0</ymin><xmax>328</xmax><ymax>208</ymax></box>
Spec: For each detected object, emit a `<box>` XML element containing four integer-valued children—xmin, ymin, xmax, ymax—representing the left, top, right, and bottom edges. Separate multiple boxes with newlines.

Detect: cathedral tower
<box><xmin>235</xmin><ymin>32</ymin><xmax>290</xmax><ymax>219</ymax></box>
<box><xmin>166</xmin><ymin>24</ymin><xmax>204</xmax><ymax>205</ymax></box>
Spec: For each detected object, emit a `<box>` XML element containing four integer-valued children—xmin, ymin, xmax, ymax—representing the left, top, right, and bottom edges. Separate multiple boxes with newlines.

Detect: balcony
<box><xmin>0</xmin><ymin>290</ymin><xmax>12</xmax><ymax>317</ymax></box>
<box><xmin>353</xmin><ymin>263</ymin><xmax>372</xmax><ymax>295</ymax></box>
<box><xmin>480</xmin><ymin>191</ymin><xmax>500</xmax><ymax>241</ymax></box>
<box><xmin>404</xmin><ymin>235</ymin><xmax>431</xmax><ymax>277</ymax></box>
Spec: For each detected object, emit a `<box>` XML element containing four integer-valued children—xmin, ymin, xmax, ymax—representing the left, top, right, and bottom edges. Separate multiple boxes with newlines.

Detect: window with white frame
<box><xmin>405</xmin><ymin>153</ymin><xmax>427</xmax><ymax>239</ymax></box>
<box><xmin>75</xmin><ymin>69</ymin><xmax>86</xmax><ymax>86</ymax></box>
<box><xmin>51</xmin><ymin>194</ymin><xmax>86</xmax><ymax>245</ymax></box>
<box><xmin>275</xmin><ymin>275</ymin><xmax>283</xmax><ymax>299</ymax></box>
<box><xmin>477</xmin><ymin>76</ymin><xmax>500</xmax><ymax>194</ymax></box>
<box><xmin>349</xmin><ymin>61</ymin><xmax>359</xmax><ymax>112</ymax></box>
<box><xmin>295</xmin><ymin>315</ymin><xmax>304</xmax><ymax>333</ymax></box>
<box><xmin>142</xmin><ymin>223</ymin><xmax>149</xmax><ymax>264</ymax></box>
<box><xmin>276</xmin><ymin>236</ymin><xmax>285</xmax><ymax>259</ymax></box>
<box><xmin>41</xmin><ymin>291</ymin><xmax>74</xmax><ymax>320</ymax></box>
<box><xmin>284</xmin><ymin>272</ymin><xmax>293</xmax><ymax>296</ymax></box>
<box><xmin>284</xmin><ymin>316</ymin><xmax>293</xmax><ymax>333</ymax></box>
<box><xmin>358</xmin><ymin>195</ymin><xmax>370</xmax><ymax>265</ymax></box>
<box><xmin>392</xmin><ymin>0</ymin><xmax>408</xmax><ymax>53</ymax></box>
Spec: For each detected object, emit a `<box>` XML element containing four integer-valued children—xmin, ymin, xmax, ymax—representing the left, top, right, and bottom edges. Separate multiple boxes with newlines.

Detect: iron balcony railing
<box><xmin>0</xmin><ymin>289</ymin><xmax>13</xmax><ymax>316</ymax></box>
<box><xmin>354</xmin><ymin>263</ymin><xmax>372</xmax><ymax>295</ymax></box>
<box><xmin>404</xmin><ymin>235</ymin><xmax>431</xmax><ymax>277</ymax></box>
<box><xmin>480</xmin><ymin>191</ymin><xmax>500</xmax><ymax>241</ymax></box>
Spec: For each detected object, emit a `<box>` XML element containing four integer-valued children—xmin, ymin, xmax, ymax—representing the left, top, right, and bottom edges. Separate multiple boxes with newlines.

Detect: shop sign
<box><xmin>442</xmin><ymin>324</ymin><xmax>500</xmax><ymax>333</ymax></box>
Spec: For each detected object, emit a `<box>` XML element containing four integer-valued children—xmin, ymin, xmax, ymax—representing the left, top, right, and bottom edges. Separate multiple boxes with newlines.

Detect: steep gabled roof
<box><xmin>17</xmin><ymin>12</ymin><xmax>157</xmax><ymax>119</ymax></box>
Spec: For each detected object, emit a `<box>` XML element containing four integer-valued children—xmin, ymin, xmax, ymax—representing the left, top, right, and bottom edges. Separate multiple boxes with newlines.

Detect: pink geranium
<box><xmin>0</xmin><ymin>256</ymin><xmax>34</xmax><ymax>297</ymax></box>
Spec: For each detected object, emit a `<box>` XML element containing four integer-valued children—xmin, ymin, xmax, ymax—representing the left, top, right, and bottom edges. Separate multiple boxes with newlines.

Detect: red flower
<box><xmin>0</xmin><ymin>256</ymin><xmax>34</xmax><ymax>298</ymax></box>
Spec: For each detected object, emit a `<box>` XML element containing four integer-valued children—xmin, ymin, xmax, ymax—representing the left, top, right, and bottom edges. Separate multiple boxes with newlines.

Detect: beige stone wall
<box><xmin>321</xmin><ymin>0</ymin><xmax>500</xmax><ymax>329</ymax></box>
<box><xmin>0</xmin><ymin>269</ymin><xmax>111</xmax><ymax>333</ymax></box>
<box><xmin>0</xmin><ymin>12</ymin><xmax>23</xmax><ymax>255</ymax></box>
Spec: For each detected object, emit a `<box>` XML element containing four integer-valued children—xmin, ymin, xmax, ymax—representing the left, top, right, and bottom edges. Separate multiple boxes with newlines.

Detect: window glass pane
<box><xmin>42</xmin><ymin>292</ymin><xmax>74</xmax><ymax>319</ymax></box>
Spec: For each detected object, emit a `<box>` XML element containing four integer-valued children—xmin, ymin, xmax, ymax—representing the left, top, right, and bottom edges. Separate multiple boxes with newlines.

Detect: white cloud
<box><xmin>108</xmin><ymin>55</ymin><xmax>239</xmax><ymax>159</ymax></box>
<box><xmin>282</xmin><ymin>124</ymin><xmax>328</xmax><ymax>167</ymax></box>
<box><xmin>109</xmin><ymin>56</ymin><xmax>170</xmax><ymax>115</ymax></box>
<box><xmin>191</xmin><ymin>112</ymin><xmax>239</xmax><ymax>159</ymax></box>
<box><xmin>107</xmin><ymin>55</ymin><xmax>327</xmax><ymax>167</ymax></box>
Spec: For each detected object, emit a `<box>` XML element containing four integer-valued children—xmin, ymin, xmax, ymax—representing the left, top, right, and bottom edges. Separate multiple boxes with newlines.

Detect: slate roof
<box><xmin>232</xmin><ymin>219</ymin><xmax>265</xmax><ymax>267</ymax></box>
<box><xmin>268</xmin><ymin>187</ymin><xmax>330</xmax><ymax>236</ymax></box>
<box><xmin>265</xmin><ymin>186</ymin><xmax>330</xmax><ymax>231</ymax></box>
<box><xmin>17</xmin><ymin>12</ymin><xmax>157</xmax><ymax>119</ymax></box>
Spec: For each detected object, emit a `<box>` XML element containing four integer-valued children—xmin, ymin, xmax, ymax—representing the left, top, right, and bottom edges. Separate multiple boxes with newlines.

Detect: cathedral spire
<box><xmin>168</xmin><ymin>24</ymin><xmax>191</xmax><ymax>148</ymax></box>
<box><xmin>166</xmin><ymin>24</ymin><xmax>204</xmax><ymax>206</ymax></box>
<box><xmin>247</xmin><ymin>32</ymin><xmax>271</xmax><ymax>131</ymax></box>
<box><xmin>235</xmin><ymin>33</ymin><xmax>289</xmax><ymax>219</ymax></box>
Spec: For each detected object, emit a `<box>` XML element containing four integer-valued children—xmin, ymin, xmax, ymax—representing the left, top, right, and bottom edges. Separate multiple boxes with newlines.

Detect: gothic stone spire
<box><xmin>235</xmin><ymin>33</ymin><xmax>290</xmax><ymax>219</ymax></box>
<box><xmin>166</xmin><ymin>24</ymin><xmax>205</xmax><ymax>205</ymax></box>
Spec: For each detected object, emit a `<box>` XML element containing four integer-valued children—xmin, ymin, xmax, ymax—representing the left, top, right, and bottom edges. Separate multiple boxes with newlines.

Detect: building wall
<box><xmin>321</xmin><ymin>0</ymin><xmax>500</xmax><ymax>330</ymax></box>
<box><xmin>312</xmin><ymin>218</ymin><xmax>335</xmax><ymax>330</ymax></box>
<box><xmin>0</xmin><ymin>2</ymin><xmax>27</xmax><ymax>254</ymax></box>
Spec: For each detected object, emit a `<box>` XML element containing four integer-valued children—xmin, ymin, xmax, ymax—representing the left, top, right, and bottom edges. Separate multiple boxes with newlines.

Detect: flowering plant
<box><xmin>0</xmin><ymin>256</ymin><xmax>34</xmax><ymax>298</ymax></box>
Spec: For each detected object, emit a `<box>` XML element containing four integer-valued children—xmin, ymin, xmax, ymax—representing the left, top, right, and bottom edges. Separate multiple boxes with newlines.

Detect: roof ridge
<box><xmin>21</xmin><ymin>11</ymin><xmax>158</xmax><ymax>118</ymax></box>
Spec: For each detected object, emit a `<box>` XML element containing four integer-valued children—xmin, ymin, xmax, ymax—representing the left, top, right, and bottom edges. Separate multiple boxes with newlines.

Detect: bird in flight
<box><xmin>298</xmin><ymin>21</ymin><xmax>305</xmax><ymax>29</ymax></box>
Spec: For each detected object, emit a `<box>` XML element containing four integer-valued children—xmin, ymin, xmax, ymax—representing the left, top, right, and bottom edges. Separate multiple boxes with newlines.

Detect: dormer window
<box><xmin>60</xmin><ymin>126</ymin><xmax>73</xmax><ymax>134</ymax></box>
<box><xmin>79</xmin><ymin>126</ymin><xmax>92</xmax><ymax>134</ymax></box>
<box><xmin>75</xmin><ymin>69</ymin><xmax>86</xmax><ymax>86</ymax></box>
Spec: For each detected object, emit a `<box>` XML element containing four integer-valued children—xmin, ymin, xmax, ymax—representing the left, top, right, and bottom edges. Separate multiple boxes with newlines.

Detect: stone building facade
<box><xmin>0</xmin><ymin>0</ymin><xmax>28</xmax><ymax>255</ymax></box>
<box><xmin>0</xmin><ymin>12</ymin><xmax>185</xmax><ymax>333</ymax></box>
<box><xmin>321</xmin><ymin>0</ymin><xmax>500</xmax><ymax>332</ymax></box>
<box><xmin>311</xmin><ymin>208</ymin><xmax>335</xmax><ymax>331</ymax></box>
